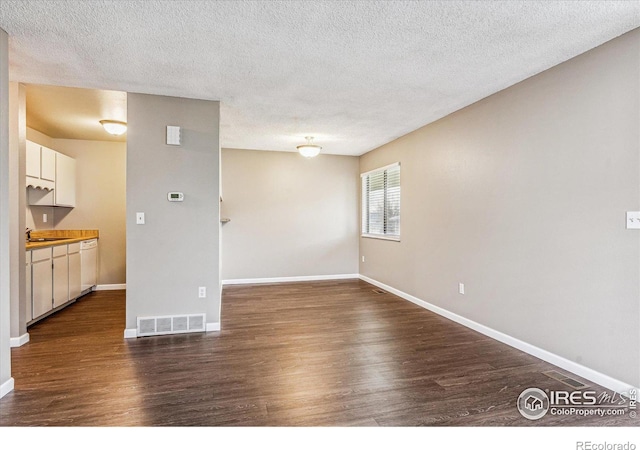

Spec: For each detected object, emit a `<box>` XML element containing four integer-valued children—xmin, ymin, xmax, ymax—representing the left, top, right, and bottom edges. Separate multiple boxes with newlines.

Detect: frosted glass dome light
<box><xmin>297</xmin><ymin>136</ymin><xmax>322</xmax><ymax>158</ymax></box>
<box><xmin>100</xmin><ymin>120</ymin><xmax>127</xmax><ymax>136</ymax></box>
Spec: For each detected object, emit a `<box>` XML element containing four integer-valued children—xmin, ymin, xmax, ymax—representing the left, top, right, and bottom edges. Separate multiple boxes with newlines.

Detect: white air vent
<box><xmin>157</xmin><ymin>317</ymin><xmax>172</xmax><ymax>333</ymax></box>
<box><xmin>173</xmin><ymin>316</ymin><xmax>188</xmax><ymax>332</ymax></box>
<box><xmin>136</xmin><ymin>313</ymin><xmax>206</xmax><ymax>337</ymax></box>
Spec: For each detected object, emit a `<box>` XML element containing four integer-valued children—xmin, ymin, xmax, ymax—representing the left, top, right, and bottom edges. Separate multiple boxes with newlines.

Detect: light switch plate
<box><xmin>166</xmin><ymin>126</ymin><xmax>181</xmax><ymax>146</ymax></box>
<box><xmin>626</xmin><ymin>211</ymin><xmax>640</xmax><ymax>229</ymax></box>
<box><xmin>136</xmin><ymin>212</ymin><xmax>145</xmax><ymax>225</ymax></box>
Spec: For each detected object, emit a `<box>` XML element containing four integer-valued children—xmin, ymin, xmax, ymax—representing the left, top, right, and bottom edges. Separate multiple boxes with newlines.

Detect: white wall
<box><xmin>359</xmin><ymin>29</ymin><xmax>640</xmax><ymax>387</ymax></box>
<box><xmin>8</xmin><ymin>83</ymin><xmax>26</xmax><ymax>341</ymax></box>
<box><xmin>221</xmin><ymin>148</ymin><xmax>359</xmax><ymax>281</ymax></box>
<box><xmin>0</xmin><ymin>27</ymin><xmax>13</xmax><ymax>398</ymax></box>
<box><xmin>126</xmin><ymin>93</ymin><xmax>220</xmax><ymax>330</ymax></box>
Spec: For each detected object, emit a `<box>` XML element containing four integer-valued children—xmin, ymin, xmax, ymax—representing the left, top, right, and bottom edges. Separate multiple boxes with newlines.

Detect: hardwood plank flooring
<box><xmin>0</xmin><ymin>280</ymin><xmax>637</xmax><ymax>426</ymax></box>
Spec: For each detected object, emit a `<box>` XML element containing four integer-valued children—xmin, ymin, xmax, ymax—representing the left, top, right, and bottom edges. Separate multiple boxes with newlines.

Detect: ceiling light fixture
<box><xmin>297</xmin><ymin>136</ymin><xmax>322</xmax><ymax>158</ymax></box>
<box><xmin>100</xmin><ymin>120</ymin><xmax>127</xmax><ymax>136</ymax></box>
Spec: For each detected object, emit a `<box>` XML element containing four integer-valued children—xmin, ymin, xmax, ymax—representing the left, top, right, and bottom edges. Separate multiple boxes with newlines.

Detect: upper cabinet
<box><xmin>27</xmin><ymin>140</ymin><xmax>76</xmax><ymax>208</ymax></box>
<box><xmin>53</xmin><ymin>153</ymin><xmax>76</xmax><ymax>207</ymax></box>
<box><xmin>26</xmin><ymin>140</ymin><xmax>40</xmax><ymax>178</ymax></box>
<box><xmin>26</xmin><ymin>141</ymin><xmax>55</xmax><ymax>190</ymax></box>
<box><xmin>40</xmin><ymin>146</ymin><xmax>57</xmax><ymax>183</ymax></box>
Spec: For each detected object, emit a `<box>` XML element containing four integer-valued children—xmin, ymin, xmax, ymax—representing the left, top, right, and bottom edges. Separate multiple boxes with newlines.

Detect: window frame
<box><xmin>361</xmin><ymin>162</ymin><xmax>401</xmax><ymax>241</ymax></box>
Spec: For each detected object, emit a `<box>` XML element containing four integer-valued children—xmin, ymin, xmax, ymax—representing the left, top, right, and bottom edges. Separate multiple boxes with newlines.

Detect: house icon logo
<box><xmin>525</xmin><ymin>395</ymin><xmax>544</xmax><ymax>411</ymax></box>
<box><xmin>517</xmin><ymin>388</ymin><xmax>550</xmax><ymax>420</ymax></box>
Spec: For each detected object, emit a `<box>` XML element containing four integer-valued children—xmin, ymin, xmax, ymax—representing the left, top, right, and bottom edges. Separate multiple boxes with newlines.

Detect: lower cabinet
<box><xmin>68</xmin><ymin>243</ymin><xmax>81</xmax><ymax>300</ymax></box>
<box><xmin>29</xmin><ymin>242</ymin><xmax>84</xmax><ymax>324</ymax></box>
<box><xmin>31</xmin><ymin>247</ymin><xmax>53</xmax><ymax>319</ymax></box>
<box><xmin>52</xmin><ymin>245</ymin><xmax>69</xmax><ymax>308</ymax></box>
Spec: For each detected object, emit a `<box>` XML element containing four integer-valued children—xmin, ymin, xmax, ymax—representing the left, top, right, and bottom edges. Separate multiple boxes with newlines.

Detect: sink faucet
<box><xmin>26</xmin><ymin>228</ymin><xmax>32</xmax><ymax>241</ymax></box>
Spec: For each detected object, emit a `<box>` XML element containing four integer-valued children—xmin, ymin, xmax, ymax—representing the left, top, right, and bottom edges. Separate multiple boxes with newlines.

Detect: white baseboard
<box><xmin>95</xmin><ymin>284</ymin><xmax>126</xmax><ymax>291</ymax></box>
<box><xmin>0</xmin><ymin>377</ymin><xmax>14</xmax><ymax>399</ymax></box>
<box><xmin>206</xmin><ymin>322</ymin><xmax>221</xmax><ymax>332</ymax></box>
<box><xmin>222</xmin><ymin>273</ymin><xmax>359</xmax><ymax>285</ymax></box>
<box><xmin>123</xmin><ymin>328</ymin><xmax>137</xmax><ymax>339</ymax></box>
<box><xmin>359</xmin><ymin>274</ymin><xmax>639</xmax><ymax>395</ymax></box>
<box><xmin>9</xmin><ymin>333</ymin><xmax>29</xmax><ymax>348</ymax></box>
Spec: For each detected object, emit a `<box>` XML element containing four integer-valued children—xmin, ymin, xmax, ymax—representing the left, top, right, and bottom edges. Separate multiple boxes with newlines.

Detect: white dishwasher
<box><xmin>80</xmin><ymin>239</ymin><xmax>98</xmax><ymax>293</ymax></box>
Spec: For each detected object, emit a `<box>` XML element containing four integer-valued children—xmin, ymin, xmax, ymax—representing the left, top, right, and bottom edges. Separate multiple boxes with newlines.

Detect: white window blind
<box><xmin>361</xmin><ymin>163</ymin><xmax>400</xmax><ymax>240</ymax></box>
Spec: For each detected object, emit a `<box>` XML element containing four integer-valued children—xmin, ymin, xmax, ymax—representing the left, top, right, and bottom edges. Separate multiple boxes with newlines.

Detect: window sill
<box><xmin>361</xmin><ymin>234</ymin><xmax>400</xmax><ymax>242</ymax></box>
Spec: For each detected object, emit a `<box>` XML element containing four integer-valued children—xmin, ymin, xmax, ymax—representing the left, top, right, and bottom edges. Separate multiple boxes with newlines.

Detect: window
<box><xmin>361</xmin><ymin>162</ymin><xmax>400</xmax><ymax>240</ymax></box>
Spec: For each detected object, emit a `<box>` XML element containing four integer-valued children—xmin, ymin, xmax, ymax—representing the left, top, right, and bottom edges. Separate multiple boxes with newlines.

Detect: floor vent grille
<box><xmin>372</xmin><ymin>289</ymin><xmax>386</xmax><ymax>295</ymax></box>
<box><xmin>137</xmin><ymin>313</ymin><xmax>206</xmax><ymax>337</ymax></box>
<box><xmin>542</xmin><ymin>370</ymin><xmax>589</xmax><ymax>390</ymax></box>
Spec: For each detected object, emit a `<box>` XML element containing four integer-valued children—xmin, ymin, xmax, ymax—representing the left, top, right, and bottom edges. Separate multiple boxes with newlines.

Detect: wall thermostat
<box><xmin>167</xmin><ymin>192</ymin><xmax>184</xmax><ymax>202</ymax></box>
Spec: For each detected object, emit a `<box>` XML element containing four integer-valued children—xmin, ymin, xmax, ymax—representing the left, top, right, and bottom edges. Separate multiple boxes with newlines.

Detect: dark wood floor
<box><xmin>0</xmin><ymin>279</ymin><xmax>636</xmax><ymax>426</ymax></box>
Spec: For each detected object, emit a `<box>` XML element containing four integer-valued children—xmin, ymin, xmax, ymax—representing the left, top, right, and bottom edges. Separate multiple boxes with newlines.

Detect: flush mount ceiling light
<box><xmin>100</xmin><ymin>120</ymin><xmax>127</xmax><ymax>136</ymax></box>
<box><xmin>297</xmin><ymin>136</ymin><xmax>322</xmax><ymax>158</ymax></box>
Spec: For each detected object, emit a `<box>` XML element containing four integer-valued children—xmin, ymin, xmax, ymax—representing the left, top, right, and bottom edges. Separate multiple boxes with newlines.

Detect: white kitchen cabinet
<box><xmin>26</xmin><ymin>141</ymin><xmax>55</xmax><ymax>191</ymax></box>
<box><xmin>26</xmin><ymin>141</ymin><xmax>41</xmax><ymax>179</ymax></box>
<box><xmin>28</xmin><ymin>242</ymin><xmax>85</xmax><ymax>325</ymax></box>
<box><xmin>54</xmin><ymin>152</ymin><xmax>76</xmax><ymax>207</ymax></box>
<box><xmin>28</xmin><ymin>142</ymin><xmax>76</xmax><ymax>207</ymax></box>
<box><xmin>68</xmin><ymin>243</ymin><xmax>81</xmax><ymax>300</ymax></box>
<box><xmin>41</xmin><ymin>146</ymin><xmax>56</xmax><ymax>182</ymax></box>
<box><xmin>53</xmin><ymin>245</ymin><xmax>69</xmax><ymax>308</ymax></box>
<box><xmin>26</xmin><ymin>251</ymin><xmax>32</xmax><ymax>322</ymax></box>
<box><xmin>32</xmin><ymin>248</ymin><xmax>53</xmax><ymax>319</ymax></box>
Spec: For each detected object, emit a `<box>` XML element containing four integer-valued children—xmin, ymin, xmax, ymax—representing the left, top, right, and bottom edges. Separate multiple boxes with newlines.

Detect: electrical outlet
<box><xmin>198</xmin><ymin>286</ymin><xmax>206</xmax><ymax>298</ymax></box>
<box><xmin>361</xmin><ymin>256</ymin><xmax>365</xmax><ymax>263</ymax></box>
<box><xmin>43</xmin><ymin>213</ymin><xmax>47</xmax><ymax>223</ymax></box>
<box><xmin>459</xmin><ymin>283</ymin><xmax>465</xmax><ymax>295</ymax></box>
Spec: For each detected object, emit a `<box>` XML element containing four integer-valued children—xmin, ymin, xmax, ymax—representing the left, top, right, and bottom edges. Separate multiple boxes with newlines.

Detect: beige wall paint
<box><xmin>49</xmin><ymin>138</ymin><xmax>126</xmax><ymax>285</ymax></box>
<box><xmin>359</xmin><ymin>29</ymin><xmax>640</xmax><ymax>387</ymax></box>
<box><xmin>221</xmin><ymin>149</ymin><xmax>359</xmax><ymax>280</ymax></box>
<box><xmin>25</xmin><ymin>128</ymin><xmax>126</xmax><ymax>285</ymax></box>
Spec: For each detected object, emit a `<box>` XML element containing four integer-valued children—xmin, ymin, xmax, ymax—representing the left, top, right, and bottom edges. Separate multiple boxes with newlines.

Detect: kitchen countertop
<box><xmin>26</xmin><ymin>230</ymin><xmax>99</xmax><ymax>250</ymax></box>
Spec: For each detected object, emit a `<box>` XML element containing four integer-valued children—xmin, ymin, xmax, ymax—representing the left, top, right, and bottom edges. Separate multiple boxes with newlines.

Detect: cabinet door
<box><xmin>68</xmin><ymin>245</ymin><xmax>81</xmax><ymax>300</ymax></box>
<box><xmin>53</xmin><ymin>246</ymin><xmax>69</xmax><ymax>308</ymax></box>
<box><xmin>26</xmin><ymin>251</ymin><xmax>32</xmax><ymax>322</ymax></box>
<box><xmin>32</xmin><ymin>248</ymin><xmax>53</xmax><ymax>319</ymax></box>
<box><xmin>26</xmin><ymin>141</ymin><xmax>41</xmax><ymax>179</ymax></box>
<box><xmin>54</xmin><ymin>153</ymin><xmax>76</xmax><ymax>207</ymax></box>
<box><xmin>40</xmin><ymin>147</ymin><xmax>56</xmax><ymax>182</ymax></box>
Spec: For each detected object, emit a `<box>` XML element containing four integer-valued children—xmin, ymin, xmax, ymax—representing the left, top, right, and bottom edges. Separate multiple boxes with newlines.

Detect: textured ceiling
<box><xmin>1</xmin><ymin>1</ymin><xmax>639</xmax><ymax>156</ymax></box>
